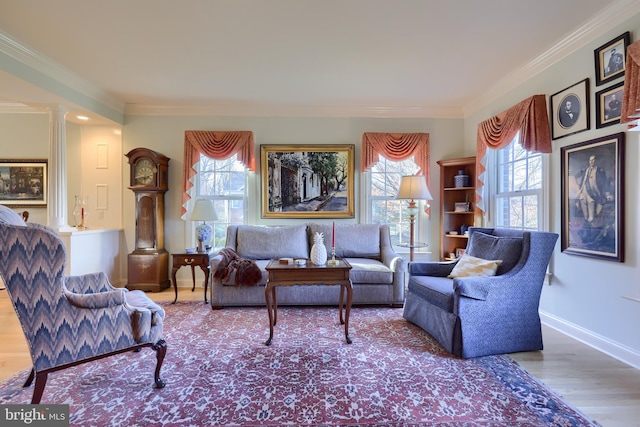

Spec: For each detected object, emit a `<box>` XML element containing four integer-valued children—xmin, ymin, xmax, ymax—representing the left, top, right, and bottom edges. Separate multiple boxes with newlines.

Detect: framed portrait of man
<box><xmin>594</xmin><ymin>32</ymin><xmax>630</xmax><ymax>86</ymax></box>
<box><xmin>560</xmin><ymin>133</ymin><xmax>624</xmax><ymax>262</ymax></box>
<box><xmin>550</xmin><ymin>79</ymin><xmax>590</xmax><ymax>140</ymax></box>
<box><xmin>596</xmin><ymin>81</ymin><xmax>624</xmax><ymax>128</ymax></box>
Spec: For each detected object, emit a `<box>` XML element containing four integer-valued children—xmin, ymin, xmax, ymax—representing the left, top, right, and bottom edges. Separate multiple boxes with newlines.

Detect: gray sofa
<box><xmin>210</xmin><ymin>223</ymin><xmax>407</xmax><ymax>309</ymax></box>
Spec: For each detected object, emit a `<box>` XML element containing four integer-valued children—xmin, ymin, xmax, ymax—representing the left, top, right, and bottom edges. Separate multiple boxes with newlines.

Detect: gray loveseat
<box><xmin>210</xmin><ymin>223</ymin><xmax>407</xmax><ymax>309</ymax></box>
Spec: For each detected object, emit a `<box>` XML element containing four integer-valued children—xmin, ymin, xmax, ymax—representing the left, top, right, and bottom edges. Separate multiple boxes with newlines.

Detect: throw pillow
<box><xmin>236</xmin><ymin>224</ymin><xmax>308</xmax><ymax>259</ymax></box>
<box><xmin>466</xmin><ymin>231</ymin><xmax>522</xmax><ymax>275</ymax></box>
<box><xmin>448</xmin><ymin>254</ymin><xmax>502</xmax><ymax>278</ymax></box>
<box><xmin>0</xmin><ymin>205</ymin><xmax>26</xmax><ymax>226</ymax></box>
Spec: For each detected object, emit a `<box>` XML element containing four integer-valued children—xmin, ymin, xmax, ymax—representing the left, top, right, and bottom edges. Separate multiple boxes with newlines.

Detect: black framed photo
<box><xmin>550</xmin><ymin>78</ymin><xmax>590</xmax><ymax>140</ymax></box>
<box><xmin>260</xmin><ymin>144</ymin><xmax>355</xmax><ymax>218</ymax></box>
<box><xmin>0</xmin><ymin>159</ymin><xmax>48</xmax><ymax>207</ymax></box>
<box><xmin>594</xmin><ymin>31</ymin><xmax>630</xmax><ymax>86</ymax></box>
<box><xmin>560</xmin><ymin>133</ymin><xmax>624</xmax><ymax>262</ymax></box>
<box><xmin>595</xmin><ymin>81</ymin><xmax>624</xmax><ymax>128</ymax></box>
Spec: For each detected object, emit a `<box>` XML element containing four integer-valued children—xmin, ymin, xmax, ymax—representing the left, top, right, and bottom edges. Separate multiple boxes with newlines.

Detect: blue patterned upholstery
<box><xmin>0</xmin><ymin>217</ymin><xmax>167</xmax><ymax>403</ymax></box>
<box><xmin>403</xmin><ymin>227</ymin><xmax>558</xmax><ymax>358</ymax></box>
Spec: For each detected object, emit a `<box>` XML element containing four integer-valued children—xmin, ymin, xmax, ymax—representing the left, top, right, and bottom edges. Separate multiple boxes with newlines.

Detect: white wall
<box><xmin>464</xmin><ymin>13</ymin><xmax>640</xmax><ymax>367</ymax></box>
<box><xmin>122</xmin><ymin>115</ymin><xmax>465</xmax><ymax>261</ymax></box>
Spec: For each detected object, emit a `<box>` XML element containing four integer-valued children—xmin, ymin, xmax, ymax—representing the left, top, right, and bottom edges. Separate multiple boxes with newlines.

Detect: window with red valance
<box><xmin>181</xmin><ymin>130</ymin><xmax>255</xmax><ymax>218</ymax></box>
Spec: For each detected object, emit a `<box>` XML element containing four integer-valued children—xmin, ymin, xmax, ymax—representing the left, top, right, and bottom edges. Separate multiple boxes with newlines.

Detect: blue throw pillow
<box><xmin>466</xmin><ymin>231</ymin><xmax>522</xmax><ymax>275</ymax></box>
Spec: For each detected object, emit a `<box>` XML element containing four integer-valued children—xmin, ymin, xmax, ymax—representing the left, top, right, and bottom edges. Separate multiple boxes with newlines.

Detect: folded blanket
<box><xmin>214</xmin><ymin>248</ymin><xmax>262</xmax><ymax>286</ymax></box>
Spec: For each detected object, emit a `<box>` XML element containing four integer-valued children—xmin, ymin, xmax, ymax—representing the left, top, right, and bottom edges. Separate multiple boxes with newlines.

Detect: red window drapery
<box><xmin>475</xmin><ymin>94</ymin><xmax>551</xmax><ymax>213</ymax></box>
<box><xmin>181</xmin><ymin>130</ymin><xmax>255</xmax><ymax>218</ymax></box>
<box><xmin>361</xmin><ymin>132</ymin><xmax>430</xmax><ymax>179</ymax></box>
<box><xmin>621</xmin><ymin>40</ymin><xmax>640</xmax><ymax>129</ymax></box>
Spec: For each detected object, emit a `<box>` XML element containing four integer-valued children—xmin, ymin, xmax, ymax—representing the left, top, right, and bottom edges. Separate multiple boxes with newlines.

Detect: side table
<box><xmin>171</xmin><ymin>252</ymin><xmax>213</xmax><ymax>304</ymax></box>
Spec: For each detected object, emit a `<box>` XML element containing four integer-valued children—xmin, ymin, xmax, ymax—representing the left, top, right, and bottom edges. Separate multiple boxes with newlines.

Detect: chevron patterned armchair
<box><xmin>0</xmin><ymin>207</ymin><xmax>167</xmax><ymax>404</ymax></box>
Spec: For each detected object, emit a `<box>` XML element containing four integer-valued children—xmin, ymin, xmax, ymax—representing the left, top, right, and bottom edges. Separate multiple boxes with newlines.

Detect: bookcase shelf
<box><xmin>437</xmin><ymin>156</ymin><xmax>480</xmax><ymax>261</ymax></box>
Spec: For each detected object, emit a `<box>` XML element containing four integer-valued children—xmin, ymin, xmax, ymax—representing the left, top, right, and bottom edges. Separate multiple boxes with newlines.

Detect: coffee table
<box><xmin>264</xmin><ymin>258</ymin><xmax>353</xmax><ymax>346</ymax></box>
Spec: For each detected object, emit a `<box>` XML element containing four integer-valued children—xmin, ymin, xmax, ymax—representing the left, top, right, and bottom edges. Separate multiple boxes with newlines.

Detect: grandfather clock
<box><xmin>125</xmin><ymin>148</ymin><xmax>171</xmax><ymax>292</ymax></box>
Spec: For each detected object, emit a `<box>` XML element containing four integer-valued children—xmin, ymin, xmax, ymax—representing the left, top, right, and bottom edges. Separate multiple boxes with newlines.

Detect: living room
<box><xmin>1</xmin><ymin>1</ymin><xmax>640</xmax><ymax>425</ymax></box>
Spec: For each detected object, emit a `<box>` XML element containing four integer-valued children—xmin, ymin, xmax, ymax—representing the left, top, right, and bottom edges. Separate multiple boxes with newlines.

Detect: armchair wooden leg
<box><xmin>31</xmin><ymin>372</ymin><xmax>48</xmax><ymax>404</ymax></box>
<box><xmin>152</xmin><ymin>339</ymin><xmax>167</xmax><ymax>389</ymax></box>
<box><xmin>23</xmin><ymin>368</ymin><xmax>35</xmax><ymax>387</ymax></box>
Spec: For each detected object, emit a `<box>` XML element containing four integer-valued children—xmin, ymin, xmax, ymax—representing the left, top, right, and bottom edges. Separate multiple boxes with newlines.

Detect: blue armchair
<box><xmin>0</xmin><ymin>207</ymin><xmax>167</xmax><ymax>404</ymax></box>
<box><xmin>403</xmin><ymin>227</ymin><xmax>558</xmax><ymax>358</ymax></box>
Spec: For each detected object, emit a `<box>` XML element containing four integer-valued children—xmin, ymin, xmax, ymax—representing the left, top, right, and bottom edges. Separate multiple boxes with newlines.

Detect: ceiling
<box><xmin>0</xmin><ymin>0</ymin><xmax>636</xmax><ymax>124</ymax></box>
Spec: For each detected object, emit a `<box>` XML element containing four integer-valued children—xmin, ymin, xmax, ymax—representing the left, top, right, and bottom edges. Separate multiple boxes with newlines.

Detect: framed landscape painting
<box><xmin>560</xmin><ymin>133</ymin><xmax>624</xmax><ymax>262</ymax></box>
<box><xmin>0</xmin><ymin>159</ymin><xmax>47</xmax><ymax>207</ymax></box>
<box><xmin>261</xmin><ymin>144</ymin><xmax>355</xmax><ymax>219</ymax></box>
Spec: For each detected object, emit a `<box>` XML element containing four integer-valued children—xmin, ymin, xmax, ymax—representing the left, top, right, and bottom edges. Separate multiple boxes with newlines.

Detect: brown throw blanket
<box><xmin>213</xmin><ymin>248</ymin><xmax>262</xmax><ymax>286</ymax></box>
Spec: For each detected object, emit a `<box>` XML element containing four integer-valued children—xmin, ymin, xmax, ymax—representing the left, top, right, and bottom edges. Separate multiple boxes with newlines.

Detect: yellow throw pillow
<box><xmin>448</xmin><ymin>254</ymin><xmax>503</xmax><ymax>278</ymax></box>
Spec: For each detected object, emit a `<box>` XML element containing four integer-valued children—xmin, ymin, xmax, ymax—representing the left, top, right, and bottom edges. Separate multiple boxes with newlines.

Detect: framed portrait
<box><xmin>560</xmin><ymin>133</ymin><xmax>624</xmax><ymax>262</ymax></box>
<box><xmin>0</xmin><ymin>160</ymin><xmax>47</xmax><ymax>207</ymax></box>
<box><xmin>550</xmin><ymin>78</ymin><xmax>590</xmax><ymax>140</ymax></box>
<box><xmin>595</xmin><ymin>81</ymin><xmax>624</xmax><ymax>128</ymax></box>
<box><xmin>594</xmin><ymin>31</ymin><xmax>630</xmax><ymax>86</ymax></box>
<box><xmin>261</xmin><ymin>144</ymin><xmax>355</xmax><ymax>218</ymax></box>
<box><xmin>455</xmin><ymin>248</ymin><xmax>465</xmax><ymax>258</ymax></box>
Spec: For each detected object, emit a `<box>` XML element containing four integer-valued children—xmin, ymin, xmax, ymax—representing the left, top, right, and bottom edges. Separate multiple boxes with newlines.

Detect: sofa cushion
<box><xmin>308</xmin><ymin>223</ymin><xmax>380</xmax><ymax>259</ymax></box>
<box><xmin>346</xmin><ymin>258</ymin><xmax>393</xmax><ymax>284</ymax></box>
<box><xmin>236</xmin><ymin>225</ymin><xmax>308</xmax><ymax>260</ymax></box>
<box><xmin>448</xmin><ymin>254</ymin><xmax>502</xmax><ymax>278</ymax></box>
<box><xmin>408</xmin><ymin>276</ymin><xmax>454</xmax><ymax>312</ymax></box>
<box><xmin>466</xmin><ymin>231</ymin><xmax>522</xmax><ymax>275</ymax></box>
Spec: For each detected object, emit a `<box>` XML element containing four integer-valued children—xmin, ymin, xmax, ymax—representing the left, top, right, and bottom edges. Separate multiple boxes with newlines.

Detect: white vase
<box><xmin>310</xmin><ymin>232</ymin><xmax>328</xmax><ymax>265</ymax></box>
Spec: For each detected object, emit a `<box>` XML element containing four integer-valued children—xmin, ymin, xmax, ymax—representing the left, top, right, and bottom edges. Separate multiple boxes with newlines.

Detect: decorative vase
<box><xmin>454</xmin><ymin>169</ymin><xmax>470</xmax><ymax>188</ymax></box>
<box><xmin>310</xmin><ymin>232</ymin><xmax>328</xmax><ymax>265</ymax></box>
<box><xmin>72</xmin><ymin>195</ymin><xmax>88</xmax><ymax>230</ymax></box>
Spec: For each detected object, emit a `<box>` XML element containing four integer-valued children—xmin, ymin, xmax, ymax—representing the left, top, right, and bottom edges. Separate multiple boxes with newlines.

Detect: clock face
<box><xmin>134</xmin><ymin>158</ymin><xmax>156</xmax><ymax>186</ymax></box>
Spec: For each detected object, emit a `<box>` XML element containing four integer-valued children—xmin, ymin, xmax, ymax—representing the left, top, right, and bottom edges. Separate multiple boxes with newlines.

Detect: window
<box><xmin>366</xmin><ymin>156</ymin><xmax>426</xmax><ymax>247</ymax></box>
<box><xmin>493</xmin><ymin>134</ymin><xmax>544</xmax><ymax>231</ymax></box>
<box><xmin>196</xmin><ymin>153</ymin><xmax>247</xmax><ymax>249</ymax></box>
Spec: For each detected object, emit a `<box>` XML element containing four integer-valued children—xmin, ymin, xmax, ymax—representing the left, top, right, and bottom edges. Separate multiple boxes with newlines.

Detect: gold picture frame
<box><xmin>261</xmin><ymin>144</ymin><xmax>355</xmax><ymax>219</ymax></box>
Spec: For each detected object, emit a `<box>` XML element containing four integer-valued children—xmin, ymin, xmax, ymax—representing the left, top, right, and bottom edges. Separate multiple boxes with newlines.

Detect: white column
<box><xmin>47</xmin><ymin>105</ymin><xmax>73</xmax><ymax>231</ymax></box>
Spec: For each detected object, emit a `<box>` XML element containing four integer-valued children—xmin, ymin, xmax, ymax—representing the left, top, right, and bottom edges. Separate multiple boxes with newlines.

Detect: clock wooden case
<box><xmin>125</xmin><ymin>148</ymin><xmax>171</xmax><ymax>292</ymax></box>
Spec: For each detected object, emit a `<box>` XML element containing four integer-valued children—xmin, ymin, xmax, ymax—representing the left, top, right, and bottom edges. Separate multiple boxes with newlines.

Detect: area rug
<box><xmin>0</xmin><ymin>302</ymin><xmax>597</xmax><ymax>426</ymax></box>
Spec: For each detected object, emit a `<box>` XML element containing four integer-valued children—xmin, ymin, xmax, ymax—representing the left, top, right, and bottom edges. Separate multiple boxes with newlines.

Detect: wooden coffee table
<box><xmin>264</xmin><ymin>258</ymin><xmax>353</xmax><ymax>346</ymax></box>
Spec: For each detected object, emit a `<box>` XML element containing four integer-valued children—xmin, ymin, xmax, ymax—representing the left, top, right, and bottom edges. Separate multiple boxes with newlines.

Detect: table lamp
<box><xmin>189</xmin><ymin>199</ymin><xmax>218</xmax><ymax>253</ymax></box>
<box><xmin>396</xmin><ymin>175</ymin><xmax>433</xmax><ymax>261</ymax></box>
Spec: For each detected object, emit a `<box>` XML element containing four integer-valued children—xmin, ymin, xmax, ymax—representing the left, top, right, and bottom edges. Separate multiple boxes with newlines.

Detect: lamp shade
<box><xmin>396</xmin><ymin>175</ymin><xmax>433</xmax><ymax>200</ymax></box>
<box><xmin>189</xmin><ymin>199</ymin><xmax>218</xmax><ymax>221</ymax></box>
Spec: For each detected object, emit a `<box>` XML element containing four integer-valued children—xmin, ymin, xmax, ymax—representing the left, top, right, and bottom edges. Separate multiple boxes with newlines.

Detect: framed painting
<box><xmin>0</xmin><ymin>159</ymin><xmax>48</xmax><ymax>207</ymax></box>
<box><xmin>550</xmin><ymin>78</ymin><xmax>590</xmax><ymax>140</ymax></box>
<box><xmin>595</xmin><ymin>81</ymin><xmax>624</xmax><ymax>128</ymax></box>
<box><xmin>594</xmin><ymin>31</ymin><xmax>630</xmax><ymax>86</ymax></box>
<box><xmin>261</xmin><ymin>144</ymin><xmax>355</xmax><ymax>218</ymax></box>
<box><xmin>560</xmin><ymin>133</ymin><xmax>624</xmax><ymax>262</ymax></box>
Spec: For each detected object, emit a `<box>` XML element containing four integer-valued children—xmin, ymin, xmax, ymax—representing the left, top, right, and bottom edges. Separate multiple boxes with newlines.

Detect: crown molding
<box><xmin>463</xmin><ymin>0</ymin><xmax>640</xmax><ymax>117</ymax></box>
<box><xmin>124</xmin><ymin>103</ymin><xmax>464</xmax><ymax>119</ymax></box>
<box><xmin>0</xmin><ymin>30</ymin><xmax>125</xmax><ymax>115</ymax></box>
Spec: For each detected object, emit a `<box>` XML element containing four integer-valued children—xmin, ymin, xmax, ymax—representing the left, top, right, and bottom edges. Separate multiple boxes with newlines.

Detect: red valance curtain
<box><xmin>182</xmin><ymin>130</ymin><xmax>255</xmax><ymax>217</ymax></box>
<box><xmin>361</xmin><ymin>132</ymin><xmax>430</xmax><ymax>178</ymax></box>
<box><xmin>476</xmin><ymin>94</ymin><xmax>551</xmax><ymax>213</ymax></box>
<box><xmin>621</xmin><ymin>40</ymin><xmax>640</xmax><ymax>129</ymax></box>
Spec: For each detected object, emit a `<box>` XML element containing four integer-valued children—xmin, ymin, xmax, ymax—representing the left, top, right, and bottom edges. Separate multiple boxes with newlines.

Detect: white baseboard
<box><xmin>540</xmin><ymin>310</ymin><xmax>640</xmax><ymax>370</ymax></box>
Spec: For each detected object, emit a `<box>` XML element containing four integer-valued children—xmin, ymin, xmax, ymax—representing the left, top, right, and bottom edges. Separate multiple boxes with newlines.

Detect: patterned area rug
<box><xmin>0</xmin><ymin>303</ymin><xmax>596</xmax><ymax>426</ymax></box>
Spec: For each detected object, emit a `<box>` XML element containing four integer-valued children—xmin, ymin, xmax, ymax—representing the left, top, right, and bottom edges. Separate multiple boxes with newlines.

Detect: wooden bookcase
<box><xmin>437</xmin><ymin>157</ymin><xmax>479</xmax><ymax>261</ymax></box>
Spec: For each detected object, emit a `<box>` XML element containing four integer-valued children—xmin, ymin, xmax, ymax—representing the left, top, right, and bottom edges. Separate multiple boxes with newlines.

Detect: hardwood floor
<box><xmin>1</xmin><ymin>287</ymin><xmax>639</xmax><ymax>426</ymax></box>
